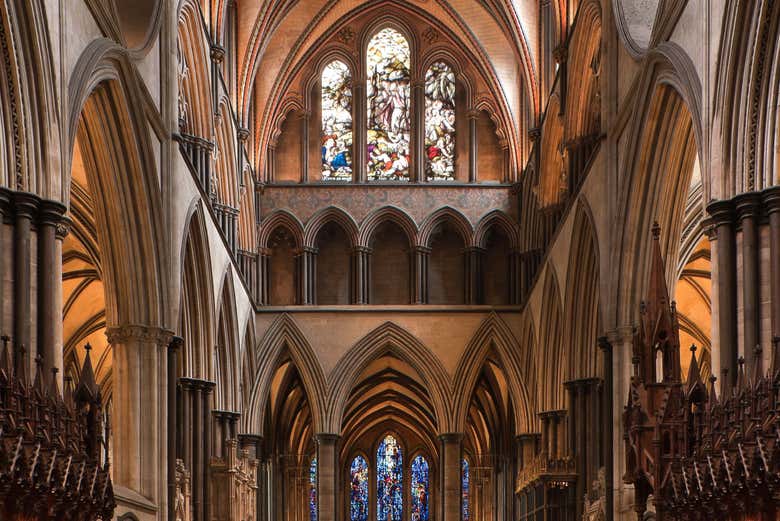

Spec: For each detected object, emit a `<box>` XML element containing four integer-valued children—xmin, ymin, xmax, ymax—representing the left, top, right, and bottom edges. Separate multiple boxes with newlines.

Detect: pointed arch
<box><xmin>536</xmin><ymin>94</ymin><xmax>566</xmax><ymax>209</ymax></box>
<box><xmin>177</xmin><ymin>0</ymin><xmax>214</xmax><ymax>139</ymax></box>
<box><xmin>417</xmin><ymin>206</ymin><xmax>473</xmax><ymax>248</ymax></box>
<box><xmin>537</xmin><ymin>265</ymin><xmax>564</xmax><ymax>411</ymax></box>
<box><xmin>259</xmin><ymin>209</ymin><xmax>305</xmax><ymax>249</ymax></box>
<box><xmin>327</xmin><ymin>322</ymin><xmax>453</xmax><ymax>433</ymax></box>
<box><xmin>563</xmin><ymin>201</ymin><xmax>602</xmax><ymax>380</ymax></box>
<box><xmin>358</xmin><ymin>206</ymin><xmax>418</xmax><ymax>248</ymax></box>
<box><xmin>246</xmin><ymin>314</ymin><xmax>327</xmax><ymax>434</ymax></box>
<box><xmin>473</xmin><ymin>210</ymin><xmax>520</xmax><ymax>250</ymax></box>
<box><xmin>214</xmin><ymin>95</ymin><xmax>239</xmax><ymax>208</ymax></box>
<box><xmin>178</xmin><ymin>201</ymin><xmax>215</xmax><ymax>380</ymax></box>
<box><xmin>303</xmin><ymin>206</ymin><xmax>360</xmax><ymax>249</ymax></box>
<box><xmin>214</xmin><ymin>267</ymin><xmax>240</xmax><ymax>410</ymax></box>
<box><xmin>237</xmin><ymin>168</ymin><xmax>256</xmax><ymax>252</ymax></box>
<box><xmin>453</xmin><ymin>313</ymin><xmax>534</xmax><ymax>433</ymax></box>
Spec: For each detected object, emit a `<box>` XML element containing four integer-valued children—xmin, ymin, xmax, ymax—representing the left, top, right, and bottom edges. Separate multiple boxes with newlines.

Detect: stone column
<box><xmin>707</xmin><ymin>200</ymin><xmax>738</xmax><ymax>389</ymax></box>
<box><xmin>598</xmin><ymin>337</ymin><xmax>614</xmax><ymax>521</ymax></box>
<box><xmin>107</xmin><ymin>325</ymin><xmax>174</xmax><ymax>521</ymax></box>
<box><xmin>508</xmin><ymin>249</ymin><xmax>521</xmax><ymax>305</ymax></box>
<box><xmin>413</xmin><ymin>246</ymin><xmax>431</xmax><ymax>304</ymax></box>
<box><xmin>167</xmin><ymin>337</ymin><xmax>183</xmax><ymax>521</ymax></box>
<box><xmin>354</xmin><ymin>81</ymin><xmax>367</xmax><ymax>183</ymax></box>
<box><xmin>13</xmin><ymin>192</ymin><xmax>36</xmax><ymax>377</ymax></box>
<box><xmin>735</xmin><ymin>193</ymin><xmax>761</xmax><ymax>376</ymax></box>
<box><xmin>0</xmin><ymin>189</ymin><xmax>10</xmax><ymax>337</ymax></box>
<box><xmin>465</xmin><ymin>247</ymin><xmax>484</xmax><ymax>305</ymax></box>
<box><xmin>468</xmin><ymin>110</ymin><xmax>478</xmax><ymax>183</ymax></box>
<box><xmin>239</xmin><ymin>434</ymin><xmax>265</xmax><ymax>521</ymax></box>
<box><xmin>351</xmin><ymin>246</ymin><xmax>371</xmax><ymax>304</ymax></box>
<box><xmin>259</xmin><ymin>248</ymin><xmax>271</xmax><ymax>305</ymax></box>
<box><xmin>412</xmin><ymin>81</ymin><xmax>426</xmax><ymax>182</ymax></box>
<box><xmin>439</xmin><ymin>433</ymin><xmax>463</xmax><ymax>521</ymax></box>
<box><xmin>53</xmin><ymin>220</ymin><xmax>69</xmax><ymax>386</ymax></box>
<box><xmin>764</xmin><ymin>187</ymin><xmax>780</xmax><ymax>339</ymax></box>
<box><xmin>297</xmin><ymin>247</ymin><xmax>317</xmax><ymax>305</ymax></box>
<box><xmin>315</xmin><ymin>434</ymin><xmax>340</xmax><ymax>521</ymax></box>
<box><xmin>37</xmin><ymin>199</ymin><xmax>66</xmax><ymax>377</ymax></box>
<box><xmin>300</xmin><ymin>111</ymin><xmax>311</xmax><ymax>183</ymax></box>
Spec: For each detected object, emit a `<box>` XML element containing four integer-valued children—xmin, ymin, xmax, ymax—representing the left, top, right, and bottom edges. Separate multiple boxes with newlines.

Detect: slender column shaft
<box><xmin>354</xmin><ymin>82</ymin><xmax>367</xmax><ymax>183</ymax></box>
<box><xmin>708</xmin><ymin>200</ymin><xmax>738</xmax><ymax>389</ymax></box>
<box><xmin>301</xmin><ymin>112</ymin><xmax>310</xmax><ymax>183</ymax></box>
<box><xmin>736</xmin><ymin>193</ymin><xmax>761</xmax><ymax>375</ymax></box>
<box><xmin>439</xmin><ymin>433</ymin><xmax>463</xmax><ymax>521</ymax></box>
<box><xmin>202</xmin><ymin>382</ymin><xmax>215</xmax><ymax>521</ymax></box>
<box><xmin>351</xmin><ymin>247</ymin><xmax>371</xmax><ymax>304</ymax></box>
<box><xmin>764</xmin><ymin>187</ymin><xmax>780</xmax><ymax>339</ymax></box>
<box><xmin>413</xmin><ymin>246</ymin><xmax>430</xmax><ymax>304</ymax></box>
<box><xmin>37</xmin><ymin>200</ymin><xmax>66</xmax><ymax>376</ymax></box>
<box><xmin>468</xmin><ymin>111</ymin><xmax>478</xmax><ymax>183</ymax></box>
<box><xmin>412</xmin><ymin>82</ymin><xmax>425</xmax><ymax>182</ymax></box>
<box><xmin>13</xmin><ymin>193</ymin><xmax>36</xmax><ymax>377</ymax></box>
<box><xmin>168</xmin><ymin>337</ymin><xmax>183</xmax><ymax>521</ymax></box>
<box><xmin>465</xmin><ymin>247</ymin><xmax>484</xmax><ymax>304</ymax></box>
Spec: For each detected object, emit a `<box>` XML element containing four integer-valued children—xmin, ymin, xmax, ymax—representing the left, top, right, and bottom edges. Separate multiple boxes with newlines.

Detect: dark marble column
<box><xmin>508</xmin><ymin>249</ymin><xmax>522</xmax><ymax>305</ymax></box>
<box><xmin>297</xmin><ymin>247</ymin><xmax>317</xmax><ymax>305</ymax></box>
<box><xmin>168</xmin><ymin>337</ymin><xmax>183</xmax><ymax>521</ymax></box>
<box><xmin>412</xmin><ymin>81</ymin><xmax>425</xmax><ymax>183</ymax></box>
<box><xmin>413</xmin><ymin>246</ymin><xmax>431</xmax><ymax>304</ymax></box>
<box><xmin>763</xmin><ymin>187</ymin><xmax>780</xmax><ymax>341</ymax></box>
<box><xmin>259</xmin><ymin>248</ymin><xmax>271</xmax><ymax>305</ymax></box>
<box><xmin>37</xmin><ymin>199</ymin><xmax>66</xmax><ymax>376</ymax></box>
<box><xmin>13</xmin><ymin>192</ymin><xmax>37</xmax><ymax>377</ymax></box>
<box><xmin>468</xmin><ymin>110</ymin><xmax>478</xmax><ymax>183</ymax></box>
<box><xmin>735</xmin><ymin>193</ymin><xmax>762</xmax><ymax>376</ymax></box>
<box><xmin>351</xmin><ymin>246</ymin><xmax>371</xmax><ymax>304</ymax></box>
<box><xmin>465</xmin><ymin>246</ymin><xmax>485</xmax><ymax>304</ymax></box>
<box><xmin>354</xmin><ymin>81</ymin><xmax>367</xmax><ymax>183</ymax></box>
<box><xmin>707</xmin><ymin>199</ymin><xmax>738</xmax><ymax>389</ymax></box>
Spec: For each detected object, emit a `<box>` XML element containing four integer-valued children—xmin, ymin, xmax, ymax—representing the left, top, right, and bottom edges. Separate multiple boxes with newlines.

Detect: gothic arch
<box><xmin>326</xmin><ymin>322</ymin><xmax>453</xmax><ymax>434</ymax></box>
<box><xmin>237</xmin><ymin>168</ymin><xmax>256</xmax><ymax>252</ymax></box>
<box><xmin>246</xmin><ymin>314</ymin><xmax>327</xmax><ymax>435</ymax></box>
<box><xmin>67</xmin><ymin>39</ymin><xmax>168</xmax><ymax>329</ymax></box>
<box><xmin>453</xmin><ymin>313</ymin><xmax>534</xmax><ymax>434</ymax></box>
<box><xmin>473</xmin><ymin>210</ymin><xmax>521</xmax><ymax>249</ymax></box>
<box><xmin>259</xmin><ymin>209</ymin><xmax>305</xmax><ymax>249</ymax></box>
<box><xmin>565</xmin><ymin>0</ymin><xmax>601</xmax><ymax>142</ymax></box>
<box><xmin>178</xmin><ymin>201</ymin><xmax>215</xmax><ymax>380</ymax></box>
<box><xmin>537</xmin><ymin>265</ymin><xmax>564</xmax><ymax>411</ymax></box>
<box><xmin>358</xmin><ymin>206</ymin><xmax>418</xmax><ymax>248</ymax></box>
<box><xmin>214</xmin><ymin>268</ymin><xmax>240</xmax><ymax>410</ymax></box>
<box><xmin>239</xmin><ymin>317</ymin><xmax>257</xmax><ymax>411</ymax></box>
<box><xmin>0</xmin><ymin>0</ymin><xmax>60</xmax><ymax>198</ymax></box>
<box><xmin>563</xmin><ymin>202</ymin><xmax>602</xmax><ymax>380</ymax></box>
<box><xmin>303</xmin><ymin>206</ymin><xmax>360</xmax><ymax>249</ymax></box>
<box><xmin>536</xmin><ymin>94</ymin><xmax>566</xmax><ymax>209</ymax></box>
<box><xmin>214</xmin><ymin>96</ymin><xmax>239</xmax><ymax>208</ymax></box>
<box><xmin>177</xmin><ymin>0</ymin><xmax>214</xmax><ymax>139</ymax></box>
<box><xmin>417</xmin><ymin>206</ymin><xmax>473</xmax><ymax>248</ymax></box>
<box><xmin>614</xmin><ymin>43</ymin><xmax>702</xmax><ymax>328</ymax></box>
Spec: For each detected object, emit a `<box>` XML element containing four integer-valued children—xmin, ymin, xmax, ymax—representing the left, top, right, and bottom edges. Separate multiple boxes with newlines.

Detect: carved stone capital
<box><xmin>733</xmin><ymin>191</ymin><xmax>762</xmax><ymax>221</ymax></box>
<box><xmin>437</xmin><ymin>432</ymin><xmax>464</xmax><ymax>444</ymax></box>
<box><xmin>315</xmin><ymin>432</ymin><xmax>341</xmax><ymax>445</ymax></box>
<box><xmin>105</xmin><ymin>325</ymin><xmax>175</xmax><ymax>346</ymax></box>
<box><xmin>12</xmin><ymin>191</ymin><xmax>40</xmax><ymax>220</ymax></box>
<box><xmin>237</xmin><ymin>127</ymin><xmax>250</xmax><ymax>142</ymax></box>
<box><xmin>762</xmin><ymin>185</ymin><xmax>780</xmax><ymax>215</ymax></box>
<box><xmin>38</xmin><ymin>199</ymin><xmax>67</xmax><ymax>227</ymax></box>
<box><xmin>210</xmin><ymin>45</ymin><xmax>226</xmax><ymax>64</ymax></box>
<box><xmin>705</xmin><ymin>199</ymin><xmax>735</xmax><ymax>226</ymax></box>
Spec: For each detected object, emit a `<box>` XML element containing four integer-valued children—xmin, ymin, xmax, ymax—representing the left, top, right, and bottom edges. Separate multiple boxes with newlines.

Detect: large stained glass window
<box><xmin>376</xmin><ymin>435</ymin><xmax>403</xmax><ymax>521</ymax></box>
<box><xmin>410</xmin><ymin>455</ymin><xmax>430</xmax><ymax>521</ymax></box>
<box><xmin>321</xmin><ymin>60</ymin><xmax>353</xmax><ymax>180</ymax></box>
<box><xmin>462</xmin><ymin>458</ymin><xmax>470</xmax><ymax>521</ymax></box>
<box><xmin>309</xmin><ymin>457</ymin><xmax>317</xmax><ymax>521</ymax></box>
<box><xmin>366</xmin><ymin>28</ymin><xmax>411</xmax><ymax>181</ymax></box>
<box><xmin>424</xmin><ymin>62</ymin><xmax>456</xmax><ymax>181</ymax></box>
<box><xmin>350</xmin><ymin>455</ymin><xmax>369</xmax><ymax>521</ymax></box>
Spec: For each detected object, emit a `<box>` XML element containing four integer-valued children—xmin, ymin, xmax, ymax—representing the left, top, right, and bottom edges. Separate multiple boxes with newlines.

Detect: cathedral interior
<box><xmin>0</xmin><ymin>0</ymin><xmax>779</xmax><ymax>520</ymax></box>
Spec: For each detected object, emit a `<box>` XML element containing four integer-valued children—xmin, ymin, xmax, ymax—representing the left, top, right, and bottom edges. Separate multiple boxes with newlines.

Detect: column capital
<box><xmin>106</xmin><ymin>325</ymin><xmax>175</xmax><ymax>346</ymax></box>
<box><xmin>604</xmin><ymin>325</ymin><xmax>634</xmax><ymax>346</ymax></box>
<box><xmin>298</xmin><ymin>246</ymin><xmax>319</xmax><ymax>255</ymax></box>
<box><xmin>464</xmin><ymin>245</ymin><xmax>486</xmax><ymax>255</ymax></box>
<box><xmin>210</xmin><ymin>44</ymin><xmax>226</xmax><ymax>64</ymax></box>
<box><xmin>762</xmin><ymin>185</ymin><xmax>780</xmax><ymax>214</ymax></box>
<box><xmin>516</xmin><ymin>432</ymin><xmax>541</xmax><ymax>443</ymax></box>
<box><xmin>352</xmin><ymin>245</ymin><xmax>373</xmax><ymax>255</ymax></box>
<box><xmin>706</xmin><ymin>198</ymin><xmax>735</xmax><ymax>225</ymax></box>
<box><xmin>414</xmin><ymin>245</ymin><xmax>432</xmax><ymax>255</ymax></box>
<box><xmin>466</xmin><ymin>109</ymin><xmax>480</xmax><ymax>120</ymax></box>
<box><xmin>0</xmin><ymin>187</ymin><xmax>11</xmax><ymax>222</ymax></box>
<box><xmin>12</xmin><ymin>190</ymin><xmax>40</xmax><ymax>220</ymax></box>
<box><xmin>238</xmin><ymin>127</ymin><xmax>250</xmax><ymax>142</ymax></box>
<box><xmin>437</xmin><ymin>432</ymin><xmax>464</xmax><ymax>444</ymax></box>
<box><xmin>315</xmin><ymin>432</ymin><xmax>341</xmax><ymax>445</ymax></box>
<box><xmin>733</xmin><ymin>191</ymin><xmax>762</xmax><ymax>221</ymax></box>
<box><xmin>38</xmin><ymin>198</ymin><xmax>67</xmax><ymax>226</ymax></box>
<box><xmin>169</xmin><ymin>335</ymin><xmax>184</xmax><ymax>352</ymax></box>
<box><xmin>55</xmin><ymin>216</ymin><xmax>72</xmax><ymax>240</ymax></box>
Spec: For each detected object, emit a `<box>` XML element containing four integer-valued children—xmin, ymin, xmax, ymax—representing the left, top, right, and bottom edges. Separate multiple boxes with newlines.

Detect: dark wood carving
<box><xmin>0</xmin><ymin>337</ymin><xmax>115</xmax><ymax>520</ymax></box>
<box><xmin>623</xmin><ymin>224</ymin><xmax>780</xmax><ymax>520</ymax></box>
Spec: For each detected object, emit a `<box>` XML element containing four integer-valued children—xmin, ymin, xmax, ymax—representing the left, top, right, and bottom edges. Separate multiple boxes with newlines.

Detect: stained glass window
<box><xmin>424</xmin><ymin>62</ymin><xmax>456</xmax><ymax>181</ymax></box>
<box><xmin>350</xmin><ymin>455</ymin><xmax>369</xmax><ymax>521</ymax></box>
<box><xmin>411</xmin><ymin>455</ymin><xmax>430</xmax><ymax>521</ymax></box>
<box><xmin>310</xmin><ymin>457</ymin><xmax>317</xmax><ymax>521</ymax></box>
<box><xmin>366</xmin><ymin>28</ymin><xmax>411</xmax><ymax>181</ymax></box>
<box><xmin>321</xmin><ymin>60</ymin><xmax>353</xmax><ymax>180</ymax></box>
<box><xmin>376</xmin><ymin>434</ymin><xmax>403</xmax><ymax>521</ymax></box>
<box><xmin>462</xmin><ymin>458</ymin><xmax>470</xmax><ymax>521</ymax></box>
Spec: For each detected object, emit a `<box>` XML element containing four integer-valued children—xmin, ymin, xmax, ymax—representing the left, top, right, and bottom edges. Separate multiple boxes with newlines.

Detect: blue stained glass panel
<box><xmin>309</xmin><ymin>457</ymin><xmax>317</xmax><ymax>521</ymax></box>
<box><xmin>376</xmin><ymin>435</ymin><xmax>403</xmax><ymax>521</ymax></box>
<box><xmin>350</xmin><ymin>455</ymin><xmax>369</xmax><ymax>521</ymax></box>
<box><xmin>462</xmin><ymin>458</ymin><xmax>470</xmax><ymax>521</ymax></box>
<box><xmin>411</xmin><ymin>455</ymin><xmax>430</xmax><ymax>521</ymax></box>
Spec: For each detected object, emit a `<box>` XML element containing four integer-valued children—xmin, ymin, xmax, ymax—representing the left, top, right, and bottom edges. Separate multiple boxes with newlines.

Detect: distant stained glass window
<box><xmin>350</xmin><ymin>455</ymin><xmax>369</xmax><ymax>521</ymax></box>
<box><xmin>376</xmin><ymin>435</ymin><xmax>403</xmax><ymax>521</ymax></box>
<box><xmin>321</xmin><ymin>60</ymin><xmax>353</xmax><ymax>180</ymax></box>
<box><xmin>462</xmin><ymin>458</ymin><xmax>470</xmax><ymax>521</ymax></box>
<box><xmin>424</xmin><ymin>62</ymin><xmax>456</xmax><ymax>180</ymax></box>
<box><xmin>411</xmin><ymin>455</ymin><xmax>430</xmax><ymax>521</ymax></box>
<box><xmin>366</xmin><ymin>28</ymin><xmax>411</xmax><ymax>181</ymax></box>
<box><xmin>310</xmin><ymin>457</ymin><xmax>317</xmax><ymax>521</ymax></box>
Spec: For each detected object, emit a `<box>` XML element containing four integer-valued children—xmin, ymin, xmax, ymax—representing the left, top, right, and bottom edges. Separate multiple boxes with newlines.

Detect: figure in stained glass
<box><xmin>411</xmin><ymin>455</ymin><xmax>430</xmax><ymax>521</ymax></box>
<box><xmin>376</xmin><ymin>435</ymin><xmax>403</xmax><ymax>521</ymax></box>
<box><xmin>424</xmin><ymin>62</ymin><xmax>456</xmax><ymax>180</ymax></box>
<box><xmin>462</xmin><ymin>458</ymin><xmax>470</xmax><ymax>521</ymax></box>
<box><xmin>366</xmin><ymin>28</ymin><xmax>411</xmax><ymax>180</ymax></box>
<box><xmin>350</xmin><ymin>455</ymin><xmax>369</xmax><ymax>521</ymax></box>
<box><xmin>309</xmin><ymin>457</ymin><xmax>317</xmax><ymax>521</ymax></box>
<box><xmin>321</xmin><ymin>60</ymin><xmax>353</xmax><ymax>180</ymax></box>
